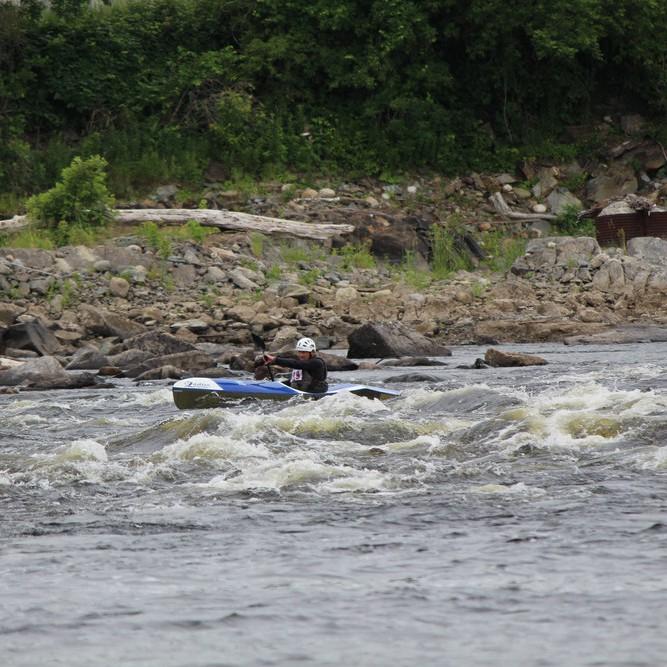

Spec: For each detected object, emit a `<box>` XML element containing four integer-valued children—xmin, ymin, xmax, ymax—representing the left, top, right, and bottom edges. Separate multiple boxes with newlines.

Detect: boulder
<box><xmin>106</xmin><ymin>348</ymin><xmax>153</xmax><ymax>369</ymax></box>
<box><xmin>66</xmin><ymin>347</ymin><xmax>110</xmax><ymax>370</ymax></box>
<box><xmin>546</xmin><ymin>188</ymin><xmax>582</xmax><ymax>215</ymax></box>
<box><xmin>169</xmin><ymin>319</ymin><xmax>210</xmax><ymax>333</ymax></box>
<box><xmin>591</xmin><ymin>259</ymin><xmax>625</xmax><ymax>293</ymax></box>
<box><xmin>512</xmin><ymin>236</ymin><xmax>600</xmax><ymax>276</ymax></box>
<box><xmin>79</xmin><ymin>305</ymin><xmax>146</xmax><ymax>340</ymax></box>
<box><xmin>1</xmin><ymin>319</ymin><xmax>61</xmax><ymax>356</ymax></box>
<box><xmin>229</xmin><ymin>267</ymin><xmax>259</xmax><ymax>291</ymax></box>
<box><xmin>378</xmin><ymin>357</ymin><xmax>448</xmax><ymax>367</ymax></box>
<box><xmin>484</xmin><ymin>348</ymin><xmax>547</xmax><ymax>367</ymax></box>
<box><xmin>121</xmin><ymin>331</ymin><xmax>196</xmax><ymax>356</ymax></box>
<box><xmin>585</xmin><ymin>164</ymin><xmax>637</xmax><ymax>204</ymax></box>
<box><xmin>134</xmin><ymin>365</ymin><xmax>185</xmax><ymax>381</ymax></box>
<box><xmin>109</xmin><ymin>276</ymin><xmax>130</xmax><ymax>298</ymax></box>
<box><xmin>127</xmin><ymin>350</ymin><xmax>215</xmax><ymax>377</ymax></box>
<box><xmin>626</xmin><ymin>237</ymin><xmax>667</xmax><ymax>265</ymax></box>
<box><xmin>0</xmin><ymin>303</ymin><xmax>25</xmax><ymax>327</ymax></box>
<box><xmin>347</xmin><ymin>322</ymin><xmax>452</xmax><ymax>359</ymax></box>
<box><xmin>0</xmin><ymin>355</ymin><xmax>98</xmax><ymax>389</ymax></box>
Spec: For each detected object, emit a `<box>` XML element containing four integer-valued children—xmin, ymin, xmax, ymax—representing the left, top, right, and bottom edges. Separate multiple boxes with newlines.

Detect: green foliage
<box><xmin>480</xmin><ymin>233</ymin><xmax>527</xmax><ymax>273</ymax></box>
<box><xmin>140</xmin><ymin>221</ymin><xmax>172</xmax><ymax>259</ymax></box>
<box><xmin>554</xmin><ymin>203</ymin><xmax>593</xmax><ymax>236</ymax></box>
<box><xmin>266</xmin><ymin>264</ymin><xmax>282</xmax><ymax>281</ymax></box>
<box><xmin>249</xmin><ymin>232</ymin><xmax>266</xmax><ymax>258</ymax></box>
<box><xmin>178</xmin><ymin>219</ymin><xmax>211</xmax><ymax>244</ymax></box>
<box><xmin>431</xmin><ymin>226</ymin><xmax>473</xmax><ymax>279</ymax></box>
<box><xmin>0</xmin><ymin>226</ymin><xmax>54</xmax><ymax>250</ymax></box>
<box><xmin>298</xmin><ymin>268</ymin><xmax>321</xmax><ymax>285</ymax></box>
<box><xmin>337</xmin><ymin>243</ymin><xmax>376</xmax><ymax>270</ymax></box>
<box><xmin>4</xmin><ymin>0</ymin><xmax>667</xmax><ymax>194</ymax></box>
<box><xmin>280</xmin><ymin>243</ymin><xmax>312</xmax><ymax>264</ymax></box>
<box><xmin>396</xmin><ymin>250</ymin><xmax>431</xmax><ymax>290</ymax></box>
<box><xmin>26</xmin><ymin>156</ymin><xmax>115</xmax><ymax>230</ymax></box>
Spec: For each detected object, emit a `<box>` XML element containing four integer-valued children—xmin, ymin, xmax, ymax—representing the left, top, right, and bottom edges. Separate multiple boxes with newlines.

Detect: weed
<box><xmin>200</xmin><ymin>290</ymin><xmax>216</xmax><ymax>308</ymax></box>
<box><xmin>280</xmin><ymin>243</ymin><xmax>311</xmax><ymax>264</ymax></box>
<box><xmin>338</xmin><ymin>242</ymin><xmax>376</xmax><ymax>270</ymax></box>
<box><xmin>431</xmin><ymin>225</ymin><xmax>472</xmax><ymax>278</ymax></box>
<box><xmin>181</xmin><ymin>219</ymin><xmax>211</xmax><ymax>244</ymax></box>
<box><xmin>470</xmin><ymin>281</ymin><xmax>488</xmax><ymax>298</ymax></box>
<box><xmin>266</xmin><ymin>264</ymin><xmax>282</xmax><ymax>281</ymax></box>
<box><xmin>299</xmin><ymin>268</ymin><xmax>321</xmax><ymax>285</ymax></box>
<box><xmin>249</xmin><ymin>232</ymin><xmax>266</xmax><ymax>258</ymax></box>
<box><xmin>398</xmin><ymin>250</ymin><xmax>431</xmax><ymax>289</ymax></box>
<box><xmin>480</xmin><ymin>232</ymin><xmax>527</xmax><ymax>273</ymax></box>
<box><xmin>554</xmin><ymin>203</ymin><xmax>593</xmax><ymax>236</ymax></box>
<box><xmin>0</xmin><ymin>227</ymin><xmax>55</xmax><ymax>250</ymax></box>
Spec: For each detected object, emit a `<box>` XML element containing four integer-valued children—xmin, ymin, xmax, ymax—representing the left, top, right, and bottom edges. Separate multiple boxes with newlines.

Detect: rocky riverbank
<box><xmin>1</xmin><ymin>219</ymin><xmax>666</xmax><ymax>391</ymax></box>
<box><xmin>3</xmin><ymin>118</ymin><xmax>667</xmax><ymax>389</ymax></box>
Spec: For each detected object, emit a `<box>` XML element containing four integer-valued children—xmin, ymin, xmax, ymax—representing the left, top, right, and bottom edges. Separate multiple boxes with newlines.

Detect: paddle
<box><xmin>251</xmin><ymin>332</ymin><xmax>275</xmax><ymax>381</ymax></box>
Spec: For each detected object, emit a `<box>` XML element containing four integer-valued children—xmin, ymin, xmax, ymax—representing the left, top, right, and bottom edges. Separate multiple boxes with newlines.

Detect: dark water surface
<box><xmin>2</xmin><ymin>343</ymin><xmax>666</xmax><ymax>666</ymax></box>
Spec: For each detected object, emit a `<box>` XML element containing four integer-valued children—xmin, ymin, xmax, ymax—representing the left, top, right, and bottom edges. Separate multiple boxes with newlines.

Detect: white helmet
<box><xmin>295</xmin><ymin>337</ymin><xmax>317</xmax><ymax>352</ymax></box>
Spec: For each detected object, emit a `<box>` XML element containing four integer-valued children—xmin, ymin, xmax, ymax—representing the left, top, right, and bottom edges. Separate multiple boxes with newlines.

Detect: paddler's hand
<box><xmin>263</xmin><ymin>354</ymin><xmax>276</xmax><ymax>365</ymax></box>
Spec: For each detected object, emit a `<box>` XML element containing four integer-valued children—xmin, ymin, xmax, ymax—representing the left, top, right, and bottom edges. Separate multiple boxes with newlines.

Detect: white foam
<box><xmin>471</xmin><ymin>482</ymin><xmax>546</xmax><ymax>496</ymax></box>
<box><xmin>56</xmin><ymin>439</ymin><xmax>108</xmax><ymax>463</ymax></box>
<box><xmin>157</xmin><ymin>433</ymin><xmax>270</xmax><ymax>463</ymax></box>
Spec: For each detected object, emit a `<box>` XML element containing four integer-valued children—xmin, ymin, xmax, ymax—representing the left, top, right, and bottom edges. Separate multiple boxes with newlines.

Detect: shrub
<box><xmin>554</xmin><ymin>203</ymin><xmax>593</xmax><ymax>236</ymax></box>
<box><xmin>27</xmin><ymin>155</ymin><xmax>115</xmax><ymax>230</ymax></box>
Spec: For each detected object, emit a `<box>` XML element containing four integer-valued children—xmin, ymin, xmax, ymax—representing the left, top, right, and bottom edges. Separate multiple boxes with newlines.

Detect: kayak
<box><xmin>172</xmin><ymin>377</ymin><xmax>401</xmax><ymax>409</ymax></box>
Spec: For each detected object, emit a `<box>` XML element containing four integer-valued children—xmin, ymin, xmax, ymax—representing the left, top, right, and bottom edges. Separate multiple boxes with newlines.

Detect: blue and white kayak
<box><xmin>172</xmin><ymin>377</ymin><xmax>401</xmax><ymax>409</ymax></box>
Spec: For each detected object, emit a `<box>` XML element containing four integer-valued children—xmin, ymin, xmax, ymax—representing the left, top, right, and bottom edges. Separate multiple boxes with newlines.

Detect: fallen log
<box><xmin>488</xmin><ymin>192</ymin><xmax>557</xmax><ymax>221</ymax></box>
<box><xmin>0</xmin><ymin>209</ymin><xmax>354</xmax><ymax>241</ymax></box>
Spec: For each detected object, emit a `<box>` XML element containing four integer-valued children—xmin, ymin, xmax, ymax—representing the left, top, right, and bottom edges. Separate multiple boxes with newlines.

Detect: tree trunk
<box><xmin>0</xmin><ymin>209</ymin><xmax>355</xmax><ymax>240</ymax></box>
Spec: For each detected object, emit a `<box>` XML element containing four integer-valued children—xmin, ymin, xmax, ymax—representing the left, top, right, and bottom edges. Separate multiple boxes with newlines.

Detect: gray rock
<box><xmin>347</xmin><ymin>322</ymin><xmax>452</xmax><ymax>359</ymax></box>
<box><xmin>106</xmin><ymin>348</ymin><xmax>152</xmax><ymax>368</ymax></box>
<box><xmin>155</xmin><ymin>184</ymin><xmax>179</xmax><ymax>203</ymax></box>
<box><xmin>378</xmin><ymin>357</ymin><xmax>448</xmax><ymax>367</ymax></box>
<box><xmin>1</xmin><ymin>319</ymin><xmax>61</xmax><ymax>356</ymax></box>
<box><xmin>109</xmin><ymin>276</ymin><xmax>130</xmax><ymax>298</ymax></box>
<box><xmin>134</xmin><ymin>365</ymin><xmax>185</xmax><ymax>381</ymax></box>
<box><xmin>127</xmin><ymin>350</ymin><xmax>215</xmax><ymax>377</ymax></box>
<box><xmin>170</xmin><ymin>319</ymin><xmax>210</xmax><ymax>333</ymax></box>
<box><xmin>585</xmin><ymin>164</ymin><xmax>637</xmax><ymax>204</ymax></box>
<box><xmin>276</xmin><ymin>283</ymin><xmax>310</xmax><ymax>303</ymax></box>
<box><xmin>122</xmin><ymin>332</ymin><xmax>196</xmax><ymax>356</ymax></box>
<box><xmin>66</xmin><ymin>347</ymin><xmax>109</xmax><ymax>370</ymax></box>
<box><xmin>229</xmin><ymin>267</ymin><xmax>260</xmax><ymax>291</ymax></box>
<box><xmin>546</xmin><ymin>188</ymin><xmax>582</xmax><ymax>215</ymax></box>
<box><xmin>78</xmin><ymin>305</ymin><xmax>146</xmax><ymax>340</ymax></box>
<box><xmin>0</xmin><ymin>355</ymin><xmax>98</xmax><ymax>389</ymax></box>
<box><xmin>205</xmin><ymin>266</ymin><xmax>227</xmax><ymax>283</ymax></box>
<box><xmin>592</xmin><ymin>259</ymin><xmax>625</xmax><ymax>293</ymax></box>
<box><xmin>626</xmin><ymin>237</ymin><xmax>667</xmax><ymax>265</ymax></box>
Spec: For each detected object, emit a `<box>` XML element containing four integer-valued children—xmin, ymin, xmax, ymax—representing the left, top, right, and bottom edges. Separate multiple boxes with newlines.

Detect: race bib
<box><xmin>291</xmin><ymin>369</ymin><xmax>303</xmax><ymax>382</ymax></box>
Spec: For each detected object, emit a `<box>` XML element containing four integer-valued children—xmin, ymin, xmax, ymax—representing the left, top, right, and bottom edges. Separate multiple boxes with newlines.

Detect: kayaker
<box><xmin>263</xmin><ymin>337</ymin><xmax>328</xmax><ymax>393</ymax></box>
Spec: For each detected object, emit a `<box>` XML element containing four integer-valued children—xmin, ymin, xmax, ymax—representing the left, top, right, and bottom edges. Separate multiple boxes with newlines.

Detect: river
<box><xmin>2</xmin><ymin>343</ymin><xmax>666</xmax><ymax>666</ymax></box>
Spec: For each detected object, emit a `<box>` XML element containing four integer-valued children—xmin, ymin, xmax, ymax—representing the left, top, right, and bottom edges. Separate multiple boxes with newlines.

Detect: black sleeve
<box><xmin>273</xmin><ymin>357</ymin><xmax>324</xmax><ymax>372</ymax></box>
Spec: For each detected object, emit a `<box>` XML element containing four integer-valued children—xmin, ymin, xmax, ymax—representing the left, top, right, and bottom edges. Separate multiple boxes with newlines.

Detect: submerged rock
<box><xmin>384</xmin><ymin>373</ymin><xmax>441</xmax><ymax>383</ymax></box>
<box><xmin>347</xmin><ymin>322</ymin><xmax>451</xmax><ymax>359</ymax></box>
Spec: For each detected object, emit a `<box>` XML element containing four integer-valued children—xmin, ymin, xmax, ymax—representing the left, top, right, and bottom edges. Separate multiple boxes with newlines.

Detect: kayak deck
<box><xmin>172</xmin><ymin>377</ymin><xmax>400</xmax><ymax>409</ymax></box>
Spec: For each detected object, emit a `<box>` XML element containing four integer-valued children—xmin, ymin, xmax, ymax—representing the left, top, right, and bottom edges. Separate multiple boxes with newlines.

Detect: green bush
<box><xmin>554</xmin><ymin>203</ymin><xmax>594</xmax><ymax>236</ymax></box>
<box><xmin>26</xmin><ymin>155</ymin><xmax>115</xmax><ymax>230</ymax></box>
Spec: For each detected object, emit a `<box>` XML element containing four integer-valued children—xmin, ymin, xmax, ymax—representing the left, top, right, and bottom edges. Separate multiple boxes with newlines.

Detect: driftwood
<box><xmin>0</xmin><ymin>209</ymin><xmax>355</xmax><ymax>241</ymax></box>
<box><xmin>488</xmin><ymin>192</ymin><xmax>557</xmax><ymax>221</ymax></box>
